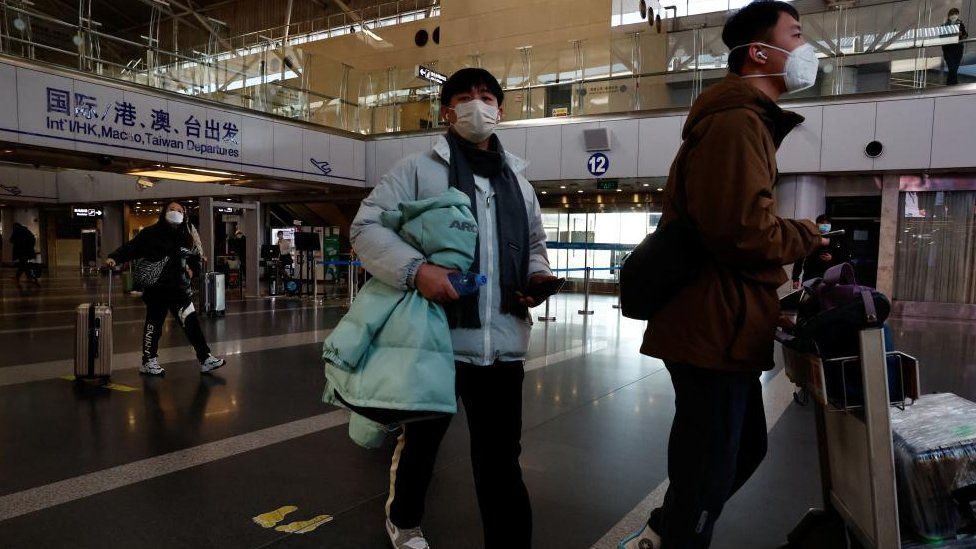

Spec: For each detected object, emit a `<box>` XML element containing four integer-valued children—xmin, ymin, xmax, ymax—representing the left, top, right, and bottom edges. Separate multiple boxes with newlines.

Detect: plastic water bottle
<box><xmin>448</xmin><ymin>271</ymin><xmax>488</xmax><ymax>296</ymax></box>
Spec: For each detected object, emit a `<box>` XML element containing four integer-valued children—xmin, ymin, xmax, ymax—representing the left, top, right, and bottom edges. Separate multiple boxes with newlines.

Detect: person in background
<box><xmin>106</xmin><ymin>202</ymin><xmax>225</xmax><ymax>376</ymax></box>
<box><xmin>229</xmin><ymin>229</ymin><xmax>247</xmax><ymax>283</ymax></box>
<box><xmin>943</xmin><ymin>8</ymin><xmax>969</xmax><ymax>85</ymax></box>
<box><xmin>10</xmin><ymin>222</ymin><xmax>40</xmax><ymax>286</ymax></box>
<box><xmin>792</xmin><ymin>214</ymin><xmax>850</xmax><ymax>289</ymax></box>
<box><xmin>275</xmin><ymin>230</ymin><xmax>293</xmax><ymax>277</ymax></box>
<box><xmin>619</xmin><ymin>2</ymin><xmax>828</xmax><ymax>548</ymax></box>
<box><xmin>351</xmin><ymin>67</ymin><xmax>553</xmax><ymax>549</ymax></box>
<box><xmin>276</xmin><ymin>230</ymin><xmax>292</xmax><ymax>256</ymax></box>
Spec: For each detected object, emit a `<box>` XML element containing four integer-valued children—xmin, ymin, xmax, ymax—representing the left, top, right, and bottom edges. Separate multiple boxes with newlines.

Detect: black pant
<box><xmin>141</xmin><ymin>290</ymin><xmax>211</xmax><ymax>364</ymax></box>
<box><xmin>944</xmin><ymin>44</ymin><xmax>963</xmax><ymax>85</ymax></box>
<box><xmin>386</xmin><ymin>360</ymin><xmax>531</xmax><ymax>549</ymax></box>
<box><xmin>14</xmin><ymin>258</ymin><xmax>37</xmax><ymax>282</ymax></box>
<box><xmin>649</xmin><ymin>362</ymin><xmax>768</xmax><ymax>549</ymax></box>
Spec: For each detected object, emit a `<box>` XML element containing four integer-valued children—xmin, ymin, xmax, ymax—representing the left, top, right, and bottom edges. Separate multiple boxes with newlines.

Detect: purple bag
<box><xmin>796</xmin><ymin>263</ymin><xmax>891</xmax><ymax>359</ymax></box>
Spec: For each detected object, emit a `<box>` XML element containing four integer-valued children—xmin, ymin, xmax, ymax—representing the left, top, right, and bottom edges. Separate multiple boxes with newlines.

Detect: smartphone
<box><xmin>822</xmin><ymin>229</ymin><xmax>846</xmax><ymax>237</ymax></box>
<box><xmin>520</xmin><ymin>277</ymin><xmax>566</xmax><ymax>303</ymax></box>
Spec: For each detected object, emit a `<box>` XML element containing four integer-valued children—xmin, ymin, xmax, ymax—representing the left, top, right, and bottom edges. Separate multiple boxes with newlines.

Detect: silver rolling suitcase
<box><xmin>74</xmin><ymin>272</ymin><xmax>113</xmax><ymax>381</ymax></box>
<box><xmin>204</xmin><ymin>272</ymin><xmax>226</xmax><ymax>317</ymax></box>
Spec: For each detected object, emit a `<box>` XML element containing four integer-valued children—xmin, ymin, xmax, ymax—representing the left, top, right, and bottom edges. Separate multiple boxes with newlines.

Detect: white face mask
<box><xmin>950</xmin><ymin>14</ymin><xmax>960</xmax><ymax>22</ymax></box>
<box><xmin>165</xmin><ymin>210</ymin><xmax>184</xmax><ymax>225</ymax></box>
<box><xmin>449</xmin><ymin>99</ymin><xmax>499</xmax><ymax>143</ymax></box>
<box><xmin>733</xmin><ymin>42</ymin><xmax>819</xmax><ymax>93</ymax></box>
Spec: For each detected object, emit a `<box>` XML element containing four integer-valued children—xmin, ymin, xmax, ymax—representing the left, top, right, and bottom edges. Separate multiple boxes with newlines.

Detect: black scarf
<box><xmin>444</xmin><ymin>131</ymin><xmax>530</xmax><ymax>329</ymax></box>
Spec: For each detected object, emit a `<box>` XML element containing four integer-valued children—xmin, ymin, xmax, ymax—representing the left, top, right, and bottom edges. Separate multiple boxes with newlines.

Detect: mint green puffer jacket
<box><xmin>322</xmin><ymin>188</ymin><xmax>477</xmax><ymax>448</ymax></box>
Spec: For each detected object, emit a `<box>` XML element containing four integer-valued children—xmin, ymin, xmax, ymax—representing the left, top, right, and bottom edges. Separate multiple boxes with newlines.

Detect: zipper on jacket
<box><xmin>483</xmin><ymin>191</ymin><xmax>494</xmax><ymax>365</ymax></box>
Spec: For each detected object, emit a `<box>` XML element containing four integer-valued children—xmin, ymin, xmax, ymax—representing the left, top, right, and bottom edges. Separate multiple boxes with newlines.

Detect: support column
<box><xmin>198</xmin><ymin>197</ymin><xmax>215</xmax><ymax>271</ymax></box>
<box><xmin>775</xmin><ymin>174</ymin><xmax>826</xmax><ymax>221</ymax></box>
<box><xmin>876</xmin><ymin>175</ymin><xmax>900</xmax><ymax>298</ymax></box>
<box><xmin>243</xmin><ymin>200</ymin><xmax>262</xmax><ymax>297</ymax></box>
<box><xmin>776</xmin><ymin>175</ymin><xmax>826</xmax><ymax>283</ymax></box>
<box><xmin>0</xmin><ymin>209</ymin><xmax>12</xmax><ymax>264</ymax></box>
<box><xmin>99</xmin><ymin>203</ymin><xmax>124</xmax><ymax>262</ymax></box>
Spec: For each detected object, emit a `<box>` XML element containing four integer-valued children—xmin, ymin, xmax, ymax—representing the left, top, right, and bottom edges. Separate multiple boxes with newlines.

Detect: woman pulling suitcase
<box><xmin>105</xmin><ymin>201</ymin><xmax>225</xmax><ymax>376</ymax></box>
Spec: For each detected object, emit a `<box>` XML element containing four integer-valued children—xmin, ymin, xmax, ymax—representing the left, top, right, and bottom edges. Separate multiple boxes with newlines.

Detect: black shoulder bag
<box><xmin>619</xmin><ymin>178</ymin><xmax>706</xmax><ymax>321</ymax></box>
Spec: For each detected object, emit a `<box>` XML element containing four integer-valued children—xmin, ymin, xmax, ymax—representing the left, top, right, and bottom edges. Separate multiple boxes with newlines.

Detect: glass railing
<box><xmin>0</xmin><ymin>0</ymin><xmax>973</xmax><ymax>137</ymax></box>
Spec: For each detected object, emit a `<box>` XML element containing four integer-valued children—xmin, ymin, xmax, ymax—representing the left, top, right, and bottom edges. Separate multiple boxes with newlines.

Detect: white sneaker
<box><xmin>139</xmin><ymin>357</ymin><xmax>165</xmax><ymax>376</ymax></box>
<box><xmin>386</xmin><ymin>518</ymin><xmax>430</xmax><ymax>549</ymax></box>
<box><xmin>618</xmin><ymin>523</ymin><xmax>661</xmax><ymax>549</ymax></box>
<box><xmin>200</xmin><ymin>355</ymin><xmax>226</xmax><ymax>374</ymax></box>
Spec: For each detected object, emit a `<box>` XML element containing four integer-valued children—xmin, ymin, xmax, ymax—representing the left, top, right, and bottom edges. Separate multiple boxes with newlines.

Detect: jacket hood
<box><xmin>432</xmin><ymin>134</ymin><xmax>528</xmax><ymax>174</ymax></box>
<box><xmin>682</xmin><ymin>73</ymin><xmax>805</xmax><ymax>148</ymax></box>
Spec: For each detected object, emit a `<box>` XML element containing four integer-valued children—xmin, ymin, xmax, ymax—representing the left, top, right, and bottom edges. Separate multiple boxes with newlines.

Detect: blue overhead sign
<box><xmin>587</xmin><ymin>152</ymin><xmax>609</xmax><ymax>176</ymax></box>
<box><xmin>0</xmin><ymin>59</ymin><xmax>366</xmax><ymax>186</ymax></box>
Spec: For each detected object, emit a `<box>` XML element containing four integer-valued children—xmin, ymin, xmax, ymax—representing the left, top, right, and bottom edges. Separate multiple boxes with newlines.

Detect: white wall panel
<box><xmin>329</xmin><ymin>136</ymin><xmax>356</xmax><ymax>180</ymax></box>
<box><xmin>272</xmin><ymin>123</ymin><xmax>303</xmax><ymax>178</ymax></box>
<box><xmin>0</xmin><ymin>64</ymin><xmax>17</xmax><ymax>143</ymax></box>
<box><xmin>239</xmin><ymin>116</ymin><xmax>275</xmax><ymax>177</ymax></box>
<box><xmin>375</xmin><ymin>139</ymin><xmax>403</xmax><ymax>182</ymax></box>
<box><xmin>365</xmin><ymin>141</ymin><xmax>377</xmax><ymax>187</ymax></box>
<box><xmin>559</xmin><ymin>122</ymin><xmax>600</xmax><ymax>179</ymax></box>
<box><xmin>777</xmin><ymin>106</ymin><xmax>823</xmax><ymax>173</ymax></box>
<box><xmin>525</xmin><ymin>126</ymin><xmax>561</xmax><ymax>181</ymax></box>
<box><xmin>874</xmin><ymin>99</ymin><xmax>934</xmax><ymax>170</ymax></box>
<box><xmin>637</xmin><ymin>116</ymin><xmax>682</xmax><ymax>178</ymax></box>
<box><xmin>600</xmin><ymin>119</ymin><xmax>639</xmax><ymax>179</ymax></box>
<box><xmin>930</xmin><ymin>94</ymin><xmax>976</xmax><ymax>169</ymax></box>
<box><xmin>352</xmin><ymin>139</ymin><xmax>366</xmax><ymax>183</ymax></box>
<box><xmin>495</xmin><ymin>127</ymin><xmax>527</xmax><ymax>161</ymax></box>
<box><xmin>820</xmin><ymin>103</ymin><xmax>876</xmax><ymax>172</ymax></box>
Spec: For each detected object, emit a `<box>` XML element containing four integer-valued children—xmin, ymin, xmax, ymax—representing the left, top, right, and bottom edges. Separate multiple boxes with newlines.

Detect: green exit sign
<box><xmin>596</xmin><ymin>180</ymin><xmax>618</xmax><ymax>190</ymax></box>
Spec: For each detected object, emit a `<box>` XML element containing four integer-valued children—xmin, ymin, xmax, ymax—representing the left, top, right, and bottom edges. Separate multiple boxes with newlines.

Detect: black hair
<box><xmin>816</xmin><ymin>214</ymin><xmax>831</xmax><ymax>224</ymax></box>
<box><xmin>949</xmin><ymin>7</ymin><xmax>960</xmax><ymax>16</ymax></box>
<box><xmin>157</xmin><ymin>201</ymin><xmax>186</xmax><ymax>224</ymax></box>
<box><xmin>157</xmin><ymin>201</ymin><xmax>195</xmax><ymax>248</ymax></box>
<box><xmin>439</xmin><ymin>68</ymin><xmax>504</xmax><ymax>106</ymax></box>
<box><xmin>723</xmin><ymin>1</ymin><xmax>801</xmax><ymax>75</ymax></box>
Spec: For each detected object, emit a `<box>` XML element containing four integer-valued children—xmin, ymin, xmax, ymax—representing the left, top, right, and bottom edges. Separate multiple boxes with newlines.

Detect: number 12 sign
<box><xmin>587</xmin><ymin>152</ymin><xmax>609</xmax><ymax>176</ymax></box>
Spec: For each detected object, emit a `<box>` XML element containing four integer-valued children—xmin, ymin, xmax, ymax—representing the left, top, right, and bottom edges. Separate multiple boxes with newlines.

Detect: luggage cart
<box><xmin>777</xmin><ymin>325</ymin><xmax>922</xmax><ymax>549</ymax></box>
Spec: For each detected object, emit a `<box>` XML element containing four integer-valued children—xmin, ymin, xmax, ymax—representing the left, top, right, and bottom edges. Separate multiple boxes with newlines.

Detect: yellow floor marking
<box><xmin>274</xmin><ymin>514</ymin><xmax>334</xmax><ymax>534</ymax></box>
<box><xmin>104</xmin><ymin>383</ymin><xmax>138</xmax><ymax>392</ymax></box>
<box><xmin>252</xmin><ymin>505</ymin><xmax>298</xmax><ymax>528</ymax></box>
<box><xmin>60</xmin><ymin>376</ymin><xmax>138</xmax><ymax>392</ymax></box>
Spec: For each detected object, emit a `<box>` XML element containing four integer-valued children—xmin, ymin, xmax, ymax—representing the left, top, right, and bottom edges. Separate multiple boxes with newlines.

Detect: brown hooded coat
<box><xmin>641</xmin><ymin>73</ymin><xmax>822</xmax><ymax>371</ymax></box>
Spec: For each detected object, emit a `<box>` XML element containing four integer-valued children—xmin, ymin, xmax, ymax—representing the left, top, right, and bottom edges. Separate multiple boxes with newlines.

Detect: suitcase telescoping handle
<box><xmin>101</xmin><ymin>267</ymin><xmax>113</xmax><ymax>308</ymax></box>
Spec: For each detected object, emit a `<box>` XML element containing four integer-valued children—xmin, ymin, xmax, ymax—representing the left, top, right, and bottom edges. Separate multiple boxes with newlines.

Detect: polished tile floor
<box><xmin>0</xmin><ymin>269</ymin><xmax>973</xmax><ymax>548</ymax></box>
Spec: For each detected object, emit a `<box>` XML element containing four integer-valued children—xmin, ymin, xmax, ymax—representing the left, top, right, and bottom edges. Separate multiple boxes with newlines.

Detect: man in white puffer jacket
<box><xmin>350</xmin><ymin>68</ymin><xmax>553</xmax><ymax>549</ymax></box>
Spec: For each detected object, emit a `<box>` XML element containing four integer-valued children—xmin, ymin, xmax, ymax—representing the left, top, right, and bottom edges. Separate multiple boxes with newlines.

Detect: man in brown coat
<box><xmin>620</xmin><ymin>2</ymin><xmax>828</xmax><ymax>548</ymax></box>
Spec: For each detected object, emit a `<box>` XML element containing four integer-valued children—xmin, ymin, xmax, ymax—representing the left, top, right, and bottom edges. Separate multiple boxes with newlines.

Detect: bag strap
<box><xmin>860</xmin><ymin>288</ymin><xmax>878</xmax><ymax>324</ymax></box>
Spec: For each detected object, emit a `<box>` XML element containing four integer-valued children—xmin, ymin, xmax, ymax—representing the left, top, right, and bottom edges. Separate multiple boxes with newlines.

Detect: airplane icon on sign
<box><xmin>309</xmin><ymin>158</ymin><xmax>332</xmax><ymax>175</ymax></box>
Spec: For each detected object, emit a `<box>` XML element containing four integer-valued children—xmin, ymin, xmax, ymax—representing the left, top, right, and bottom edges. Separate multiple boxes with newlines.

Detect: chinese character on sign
<box><xmin>222</xmin><ymin>122</ymin><xmax>239</xmax><ymax>144</ymax></box>
<box><xmin>73</xmin><ymin>93</ymin><xmax>97</xmax><ymax>119</ymax></box>
<box><xmin>114</xmin><ymin>101</ymin><xmax>137</xmax><ymax>126</ymax></box>
<box><xmin>185</xmin><ymin>115</ymin><xmax>201</xmax><ymax>138</ymax></box>
<box><xmin>151</xmin><ymin>109</ymin><xmax>172</xmax><ymax>133</ymax></box>
<box><xmin>204</xmin><ymin>119</ymin><xmax>220</xmax><ymax>141</ymax></box>
<box><xmin>46</xmin><ymin>88</ymin><xmax>70</xmax><ymax>114</ymax></box>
